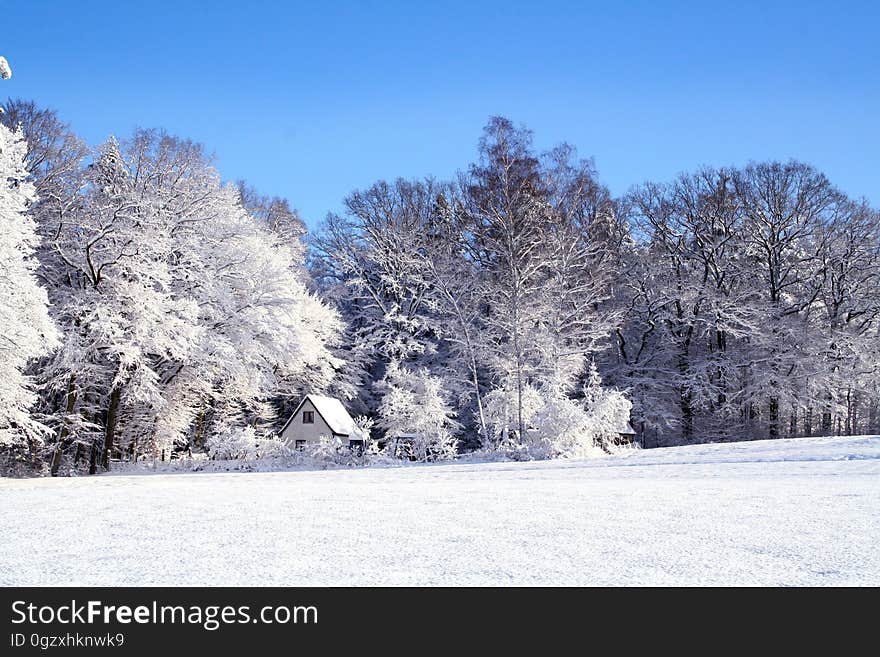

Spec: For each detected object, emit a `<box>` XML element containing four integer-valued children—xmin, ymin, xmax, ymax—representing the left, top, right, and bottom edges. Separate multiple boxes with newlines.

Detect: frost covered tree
<box><xmin>607</xmin><ymin>162</ymin><xmax>880</xmax><ymax>445</ymax></box>
<box><xmin>482</xmin><ymin>382</ymin><xmax>544</xmax><ymax>449</ymax></box>
<box><xmin>482</xmin><ymin>364</ymin><xmax>631</xmax><ymax>458</ymax></box>
<box><xmin>237</xmin><ymin>180</ymin><xmax>308</xmax><ymax>274</ymax></box>
<box><xmin>460</xmin><ymin>118</ymin><xmax>549</xmax><ymax>442</ymax></box>
<box><xmin>733</xmin><ymin>162</ymin><xmax>847</xmax><ymax>438</ymax></box>
<box><xmin>32</xmin><ymin>128</ymin><xmax>342</xmax><ymax>472</ymax></box>
<box><xmin>0</xmin><ymin>123</ymin><xmax>59</xmax><ymax>466</ymax></box>
<box><xmin>537</xmin><ymin>144</ymin><xmax>622</xmax><ymax>393</ymax></box>
<box><xmin>314</xmin><ymin>117</ymin><xmax>628</xmax><ymax>455</ymax></box>
<box><xmin>206</xmin><ymin>426</ymin><xmax>259</xmax><ymax>461</ymax></box>
<box><xmin>578</xmin><ymin>363</ymin><xmax>633</xmax><ymax>450</ymax></box>
<box><xmin>460</xmin><ymin>118</ymin><xmax>620</xmax><ymax>443</ymax></box>
<box><xmin>809</xmin><ymin>199</ymin><xmax>880</xmax><ymax>436</ymax></box>
<box><xmin>312</xmin><ymin>178</ymin><xmax>448</xmax><ymax>414</ymax></box>
<box><xmin>40</xmin><ymin>134</ymin><xmax>203</xmax><ymax>469</ymax></box>
<box><xmin>417</xmin><ymin>192</ymin><xmax>490</xmax><ymax>445</ymax></box>
<box><xmin>613</xmin><ymin>169</ymin><xmax>761</xmax><ymax>442</ymax></box>
<box><xmin>375</xmin><ymin>361</ymin><xmax>459</xmax><ymax>460</ymax></box>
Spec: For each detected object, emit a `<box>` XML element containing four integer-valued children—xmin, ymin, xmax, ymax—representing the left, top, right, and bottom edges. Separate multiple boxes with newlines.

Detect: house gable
<box><xmin>279</xmin><ymin>395</ymin><xmax>355</xmax><ymax>445</ymax></box>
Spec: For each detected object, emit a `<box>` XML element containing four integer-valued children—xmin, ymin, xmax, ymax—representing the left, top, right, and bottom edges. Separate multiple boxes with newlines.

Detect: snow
<box><xmin>1</xmin><ymin>435</ymin><xmax>878</xmax><ymax>586</ymax></box>
<box><xmin>0</xmin><ymin>57</ymin><xmax>11</xmax><ymax>80</ymax></box>
<box><xmin>300</xmin><ymin>394</ymin><xmax>357</xmax><ymax>435</ymax></box>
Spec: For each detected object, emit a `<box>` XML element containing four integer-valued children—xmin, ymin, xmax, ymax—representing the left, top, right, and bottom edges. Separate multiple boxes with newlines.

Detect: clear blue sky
<box><xmin>3</xmin><ymin>0</ymin><xmax>878</xmax><ymax>227</ymax></box>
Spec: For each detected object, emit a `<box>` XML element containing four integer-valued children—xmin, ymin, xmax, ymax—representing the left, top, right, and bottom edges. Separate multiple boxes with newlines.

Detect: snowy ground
<box><xmin>2</xmin><ymin>435</ymin><xmax>878</xmax><ymax>586</ymax></box>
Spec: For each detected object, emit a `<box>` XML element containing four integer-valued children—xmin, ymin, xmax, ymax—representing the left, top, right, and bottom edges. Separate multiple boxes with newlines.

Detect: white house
<box><xmin>279</xmin><ymin>394</ymin><xmax>362</xmax><ymax>451</ymax></box>
<box><xmin>615</xmin><ymin>420</ymin><xmax>638</xmax><ymax>445</ymax></box>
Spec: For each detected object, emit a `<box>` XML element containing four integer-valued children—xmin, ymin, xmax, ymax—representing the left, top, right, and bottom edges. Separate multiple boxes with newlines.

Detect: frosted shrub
<box><xmin>530</xmin><ymin>395</ymin><xmax>604</xmax><ymax>458</ymax></box>
<box><xmin>481</xmin><ymin>365</ymin><xmax>634</xmax><ymax>459</ymax></box>
<box><xmin>352</xmin><ymin>415</ymin><xmax>374</xmax><ymax>443</ymax></box>
<box><xmin>206</xmin><ymin>426</ymin><xmax>259</xmax><ymax>460</ymax></box>
<box><xmin>482</xmin><ymin>383</ymin><xmax>544</xmax><ymax>448</ymax></box>
<box><xmin>253</xmin><ymin>436</ymin><xmax>294</xmax><ymax>460</ymax></box>
<box><xmin>581</xmin><ymin>363</ymin><xmax>633</xmax><ymax>451</ymax></box>
<box><xmin>375</xmin><ymin>362</ymin><xmax>460</xmax><ymax>461</ymax></box>
<box><xmin>307</xmin><ymin>436</ymin><xmax>365</xmax><ymax>466</ymax></box>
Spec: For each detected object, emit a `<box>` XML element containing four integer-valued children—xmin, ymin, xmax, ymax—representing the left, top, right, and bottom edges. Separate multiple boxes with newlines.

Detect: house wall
<box><xmin>280</xmin><ymin>399</ymin><xmax>340</xmax><ymax>445</ymax></box>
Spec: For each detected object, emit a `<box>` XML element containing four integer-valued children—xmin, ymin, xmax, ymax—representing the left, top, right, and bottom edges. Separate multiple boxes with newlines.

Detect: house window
<box><xmin>302</xmin><ymin>411</ymin><xmax>314</xmax><ymax>424</ymax></box>
<box><xmin>295</xmin><ymin>440</ymin><xmax>306</xmax><ymax>451</ymax></box>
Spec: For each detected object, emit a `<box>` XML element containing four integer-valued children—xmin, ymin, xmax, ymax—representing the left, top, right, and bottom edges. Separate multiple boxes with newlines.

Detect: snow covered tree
<box><xmin>460</xmin><ymin>119</ymin><xmax>621</xmax><ymax>444</ymax></box>
<box><xmin>613</xmin><ymin>169</ymin><xmax>762</xmax><ymax>442</ymax></box>
<box><xmin>460</xmin><ymin>118</ymin><xmax>549</xmax><ymax>442</ymax></box>
<box><xmin>733</xmin><ymin>161</ymin><xmax>847</xmax><ymax>438</ymax></box>
<box><xmin>809</xmin><ymin>199</ymin><xmax>880</xmax><ymax>436</ymax></box>
<box><xmin>417</xmin><ymin>191</ymin><xmax>490</xmax><ymax>446</ymax></box>
<box><xmin>237</xmin><ymin>180</ymin><xmax>308</xmax><ymax>274</ymax></box>
<box><xmin>375</xmin><ymin>361</ymin><xmax>459</xmax><ymax>460</ymax></box>
<box><xmin>313</xmin><ymin>117</ymin><xmax>629</xmax><ymax>452</ymax></box>
<box><xmin>0</xmin><ymin>102</ymin><xmax>91</xmax><ymax>472</ymax></box>
<box><xmin>32</xmin><ymin>128</ymin><xmax>343</xmax><ymax>472</ymax></box>
<box><xmin>578</xmin><ymin>363</ymin><xmax>633</xmax><ymax>450</ymax></box>
<box><xmin>482</xmin><ymin>382</ymin><xmax>544</xmax><ymax>450</ymax></box>
<box><xmin>606</xmin><ymin>161</ymin><xmax>879</xmax><ymax>445</ymax></box>
<box><xmin>0</xmin><ymin>123</ymin><xmax>59</xmax><ymax>466</ymax></box>
<box><xmin>312</xmin><ymin>178</ymin><xmax>449</xmax><ymax>416</ymax></box>
<box><xmin>481</xmin><ymin>365</ymin><xmax>632</xmax><ymax>459</ymax></box>
<box><xmin>537</xmin><ymin>144</ymin><xmax>621</xmax><ymax>394</ymax></box>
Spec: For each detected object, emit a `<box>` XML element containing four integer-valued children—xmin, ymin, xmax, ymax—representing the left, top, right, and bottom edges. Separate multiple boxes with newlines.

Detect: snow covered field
<box><xmin>2</xmin><ymin>435</ymin><xmax>878</xmax><ymax>586</ymax></box>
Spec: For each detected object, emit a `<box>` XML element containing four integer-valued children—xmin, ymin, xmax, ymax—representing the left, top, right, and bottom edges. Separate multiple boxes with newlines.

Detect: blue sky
<box><xmin>3</xmin><ymin>1</ymin><xmax>878</xmax><ymax>227</ymax></box>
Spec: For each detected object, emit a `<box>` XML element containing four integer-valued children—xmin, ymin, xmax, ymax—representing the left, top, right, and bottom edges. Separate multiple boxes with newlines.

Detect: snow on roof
<box><xmin>618</xmin><ymin>420</ymin><xmax>637</xmax><ymax>435</ymax></box>
<box><xmin>306</xmin><ymin>394</ymin><xmax>356</xmax><ymax>435</ymax></box>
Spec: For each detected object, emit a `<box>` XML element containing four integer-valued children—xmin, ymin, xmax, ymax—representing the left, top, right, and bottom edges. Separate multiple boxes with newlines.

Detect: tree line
<box><xmin>1</xmin><ymin>100</ymin><xmax>340</xmax><ymax>475</ymax></box>
<box><xmin>1</xmin><ymin>103</ymin><xmax>878</xmax><ymax>474</ymax></box>
<box><xmin>315</xmin><ymin>116</ymin><xmax>880</xmax><ymax>451</ymax></box>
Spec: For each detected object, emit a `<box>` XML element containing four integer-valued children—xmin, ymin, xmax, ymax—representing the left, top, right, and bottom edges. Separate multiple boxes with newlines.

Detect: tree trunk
<box><xmin>470</xmin><ymin>363</ymin><xmax>488</xmax><ymax>447</ymax></box>
<box><xmin>50</xmin><ymin>448</ymin><xmax>63</xmax><ymax>477</ymax></box>
<box><xmin>50</xmin><ymin>376</ymin><xmax>78</xmax><ymax>476</ymax></box>
<box><xmin>768</xmin><ymin>396</ymin><xmax>779</xmax><ymax>438</ymax></box>
<box><xmin>195</xmin><ymin>409</ymin><xmax>206</xmax><ymax>448</ymax></box>
<box><xmin>677</xmin><ymin>352</ymin><xmax>693</xmax><ymax>442</ymax></box>
<box><xmin>516</xmin><ymin>364</ymin><xmax>524</xmax><ymax>442</ymax></box>
<box><xmin>512</xmin><ymin>294</ymin><xmax>524</xmax><ymax>442</ymax></box>
<box><xmin>56</xmin><ymin>376</ymin><xmax>77</xmax><ymax>443</ymax></box>
<box><xmin>28</xmin><ymin>438</ymin><xmax>41</xmax><ymax>472</ymax></box>
<box><xmin>680</xmin><ymin>389</ymin><xmax>694</xmax><ymax>442</ymax></box>
<box><xmin>845</xmin><ymin>388</ymin><xmax>853</xmax><ymax>435</ymax></box>
<box><xmin>101</xmin><ymin>385</ymin><xmax>122</xmax><ymax>470</ymax></box>
<box><xmin>821</xmin><ymin>410</ymin><xmax>832</xmax><ymax>435</ymax></box>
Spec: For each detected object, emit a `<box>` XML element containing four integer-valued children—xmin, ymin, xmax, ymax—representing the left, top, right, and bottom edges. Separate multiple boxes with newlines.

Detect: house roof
<box><xmin>618</xmin><ymin>420</ymin><xmax>637</xmax><ymax>435</ymax></box>
<box><xmin>308</xmin><ymin>395</ymin><xmax>357</xmax><ymax>435</ymax></box>
<box><xmin>280</xmin><ymin>394</ymin><xmax>357</xmax><ymax>437</ymax></box>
